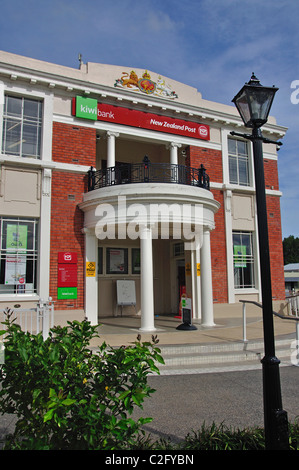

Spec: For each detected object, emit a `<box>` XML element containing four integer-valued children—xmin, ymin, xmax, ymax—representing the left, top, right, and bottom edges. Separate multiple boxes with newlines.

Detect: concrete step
<box><xmin>156</xmin><ymin>338</ymin><xmax>295</xmax><ymax>375</ymax></box>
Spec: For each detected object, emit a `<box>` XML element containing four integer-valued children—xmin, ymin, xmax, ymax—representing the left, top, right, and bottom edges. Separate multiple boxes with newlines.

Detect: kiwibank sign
<box><xmin>72</xmin><ymin>96</ymin><xmax>210</xmax><ymax>140</ymax></box>
<box><xmin>75</xmin><ymin>96</ymin><xmax>98</xmax><ymax>120</ymax></box>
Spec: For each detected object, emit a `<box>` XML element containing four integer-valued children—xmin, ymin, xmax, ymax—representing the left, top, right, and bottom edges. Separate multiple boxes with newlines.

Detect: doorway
<box><xmin>176</xmin><ymin>259</ymin><xmax>186</xmax><ymax>308</ymax></box>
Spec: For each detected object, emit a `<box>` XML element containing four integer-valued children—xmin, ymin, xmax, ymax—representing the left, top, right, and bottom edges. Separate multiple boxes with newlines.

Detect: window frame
<box><xmin>233</xmin><ymin>231</ymin><xmax>255</xmax><ymax>289</ymax></box>
<box><xmin>228</xmin><ymin>137</ymin><xmax>250</xmax><ymax>187</ymax></box>
<box><xmin>98</xmin><ymin>246</ymin><xmax>141</xmax><ymax>277</ymax></box>
<box><xmin>0</xmin><ymin>217</ymin><xmax>39</xmax><ymax>295</ymax></box>
<box><xmin>2</xmin><ymin>94</ymin><xmax>43</xmax><ymax>159</ymax></box>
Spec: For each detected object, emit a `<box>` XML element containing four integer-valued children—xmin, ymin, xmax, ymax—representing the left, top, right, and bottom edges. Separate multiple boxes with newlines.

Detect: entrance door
<box><xmin>177</xmin><ymin>260</ymin><xmax>186</xmax><ymax>308</ymax></box>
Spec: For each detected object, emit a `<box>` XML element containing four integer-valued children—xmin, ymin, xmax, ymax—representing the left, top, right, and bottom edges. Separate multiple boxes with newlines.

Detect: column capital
<box><xmin>81</xmin><ymin>227</ymin><xmax>95</xmax><ymax>235</ymax></box>
<box><xmin>139</xmin><ymin>223</ymin><xmax>155</xmax><ymax>239</ymax></box>
<box><xmin>106</xmin><ymin>131</ymin><xmax>120</xmax><ymax>138</ymax></box>
<box><xmin>166</xmin><ymin>142</ymin><xmax>182</xmax><ymax>150</ymax></box>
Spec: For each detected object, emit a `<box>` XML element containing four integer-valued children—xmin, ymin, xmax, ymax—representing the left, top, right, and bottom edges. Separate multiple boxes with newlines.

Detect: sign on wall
<box><xmin>58</xmin><ymin>264</ymin><xmax>77</xmax><ymax>287</ymax></box>
<box><xmin>197</xmin><ymin>263</ymin><xmax>201</xmax><ymax>276</ymax></box>
<box><xmin>75</xmin><ymin>96</ymin><xmax>97</xmax><ymax>121</ymax></box>
<box><xmin>72</xmin><ymin>97</ymin><xmax>210</xmax><ymax>141</ymax></box>
<box><xmin>86</xmin><ymin>261</ymin><xmax>96</xmax><ymax>277</ymax></box>
<box><xmin>57</xmin><ymin>252</ymin><xmax>78</xmax><ymax>300</ymax></box>
<box><xmin>57</xmin><ymin>287</ymin><xmax>77</xmax><ymax>300</ymax></box>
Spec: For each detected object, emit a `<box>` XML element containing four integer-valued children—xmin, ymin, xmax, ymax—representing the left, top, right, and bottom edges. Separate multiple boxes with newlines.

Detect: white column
<box><xmin>39</xmin><ymin>168</ymin><xmax>52</xmax><ymax>301</ymax></box>
<box><xmin>139</xmin><ymin>225</ymin><xmax>156</xmax><ymax>332</ymax></box>
<box><xmin>84</xmin><ymin>228</ymin><xmax>98</xmax><ymax>325</ymax></box>
<box><xmin>107</xmin><ymin>131</ymin><xmax>119</xmax><ymax>168</ymax></box>
<box><xmin>168</xmin><ymin>142</ymin><xmax>181</xmax><ymax>165</ymax></box>
<box><xmin>201</xmin><ymin>229</ymin><xmax>215</xmax><ymax>326</ymax></box>
<box><xmin>192</xmin><ymin>246</ymin><xmax>202</xmax><ymax>323</ymax></box>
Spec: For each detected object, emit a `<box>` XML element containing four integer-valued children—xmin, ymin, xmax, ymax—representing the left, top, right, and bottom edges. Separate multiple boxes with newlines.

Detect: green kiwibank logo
<box><xmin>76</xmin><ymin>96</ymin><xmax>97</xmax><ymax>120</ymax></box>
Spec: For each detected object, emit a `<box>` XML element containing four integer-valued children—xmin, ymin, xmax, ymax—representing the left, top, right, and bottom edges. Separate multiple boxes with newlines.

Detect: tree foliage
<box><xmin>283</xmin><ymin>235</ymin><xmax>299</xmax><ymax>265</ymax></box>
<box><xmin>0</xmin><ymin>309</ymin><xmax>164</xmax><ymax>450</ymax></box>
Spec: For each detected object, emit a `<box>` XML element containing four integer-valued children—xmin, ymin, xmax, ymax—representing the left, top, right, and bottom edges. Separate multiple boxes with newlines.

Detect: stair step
<box><xmin>156</xmin><ymin>338</ymin><xmax>295</xmax><ymax>373</ymax></box>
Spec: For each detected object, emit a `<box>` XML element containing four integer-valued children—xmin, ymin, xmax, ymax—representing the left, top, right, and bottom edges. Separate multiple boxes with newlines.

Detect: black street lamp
<box><xmin>231</xmin><ymin>74</ymin><xmax>289</xmax><ymax>450</ymax></box>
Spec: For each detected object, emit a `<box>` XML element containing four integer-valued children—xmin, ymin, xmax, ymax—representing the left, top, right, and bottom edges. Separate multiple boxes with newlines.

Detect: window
<box><xmin>2</xmin><ymin>95</ymin><xmax>42</xmax><ymax>158</ymax></box>
<box><xmin>131</xmin><ymin>248</ymin><xmax>140</xmax><ymax>274</ymax></box>
<box><xmin>98</xmin><ymin>247</ymin><xmax>140</xmax><ymax>275</ymax></box>
<box><xmin>228</xmin><ymin>138</ymin><xmax>249</xmax><ymax>186</ymax></box>
<box><xmin>173</xmin><ymin>242</ymin><xmax>184</xmax><ymax>257</ymax></box>
<box><xmin>233</xmin><ymin>231</ymin><xmax>255</xmax><ymax>288</ymax></box>
<box><xmin>106</xmin><ymin>248</ymin><xmax>128</xmax><ymax>275</ymax></box>
<box><xmin>0</xmin><ymin>218</ymin><xmax>39</xmax><ymax>294</ymax></box>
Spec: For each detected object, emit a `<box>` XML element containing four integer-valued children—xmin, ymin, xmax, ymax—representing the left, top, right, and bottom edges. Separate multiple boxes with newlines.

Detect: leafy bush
<box><xmin>131</xmin><ymin>421</ymin><xmax>299</xmax><ymax>451</ymax></box>
<box><xmin>0</xmin><ymin>309</ymin><xmax>164</xmax><ymax>450</ymax></box>
<box><xmin>181</xmin><ymin>422</ymin><xmax>266</xmax><ymax>450</ymax></box>
<box><xmin>180</xmin><ymin>421</ymin><xmax>299</xmax><ymax>450</ymax></box>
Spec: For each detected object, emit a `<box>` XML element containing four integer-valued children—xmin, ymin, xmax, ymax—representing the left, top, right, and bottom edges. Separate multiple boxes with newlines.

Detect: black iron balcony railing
<box><xmin>88</xmin><ymin>156</ymin><xmax>210</xmax><ymax>191</ymax></box>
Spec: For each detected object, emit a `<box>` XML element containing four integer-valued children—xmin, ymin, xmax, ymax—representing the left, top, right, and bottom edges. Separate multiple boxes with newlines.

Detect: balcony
<box><xmin>87</xmin><ymin>156</ymin><xmax>210</xmax><ymax>191</ymax></box>
<box><xmin>81</xmin><ymin>156</ymin><xmax>219</xmax><ymax>233</ymax></box>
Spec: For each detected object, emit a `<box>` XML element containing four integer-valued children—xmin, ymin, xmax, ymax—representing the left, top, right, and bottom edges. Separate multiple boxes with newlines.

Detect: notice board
<box><xmin>116</xmin><ymin>280</ymin><xmax>136</xmax><ymax>306</ymax></box>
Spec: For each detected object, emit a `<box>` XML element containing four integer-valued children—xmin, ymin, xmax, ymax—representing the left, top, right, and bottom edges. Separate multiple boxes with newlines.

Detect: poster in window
<box><xmin>6</xmin><ymin>224</ymin><xmax>28</xmax><ymax>251</ymax></box>
<box><xmin>107</xmin><ymin>248</ymin><xmax>128</xmax><ymax>274</ymax></box>
<box><xmin>234</xmin><ymin>245</ymin><xmax>247</xmax><ymax>268</ymax></box>
<box><xmin>5</xmin><ymin>254</ymin><xmax>26</xmax><ymax>285</ymax></box>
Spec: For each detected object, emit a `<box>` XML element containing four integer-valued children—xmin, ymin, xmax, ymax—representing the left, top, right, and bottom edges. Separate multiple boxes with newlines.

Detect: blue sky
<box><xmin>1</xmin><ymin>0</ymin><xmax>299</xmax><ymax>239</ymax></box>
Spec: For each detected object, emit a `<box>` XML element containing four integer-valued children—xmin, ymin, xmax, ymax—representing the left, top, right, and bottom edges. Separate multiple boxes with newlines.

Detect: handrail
<box><xmin>239</xmin><ymin>299</ymin><xmax>299</xmax><ymax>366</ymax></box>
<box><xmin>285</xmin><ymin>292</ymin><xmax>299</xmax><ymax>316</ymax></box>
<box><xmin>239</xmin><ymin>299</ymin><xmax>299</xmax><ymax>322</ymax></box>
<box><xmin>87</xmin><ymin>156</ymin><xmax>210</xmax><ymax>191</ymax></box>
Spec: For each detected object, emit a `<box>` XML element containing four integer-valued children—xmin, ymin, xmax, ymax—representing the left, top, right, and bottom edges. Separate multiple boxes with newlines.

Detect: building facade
<box><xmin>0</xmin><ymin>51</ymin><xmax>286</xmax><ymax>330</ymax></box>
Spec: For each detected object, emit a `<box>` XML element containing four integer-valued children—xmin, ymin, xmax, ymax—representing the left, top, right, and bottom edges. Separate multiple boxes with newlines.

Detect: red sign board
<box><xmin>72</xmin><ymin>98</ymin><xmax>210</xmax><ymax>141</ymax></box>
<box><xmin>58</xmin><ymin>252</ymin><xmax>77</xmax><ymax>264</ymax></box>
<box><xmin>58</xmin><ymin>264</ymin><xmax>77</xmax><ymax>287</ymax></box>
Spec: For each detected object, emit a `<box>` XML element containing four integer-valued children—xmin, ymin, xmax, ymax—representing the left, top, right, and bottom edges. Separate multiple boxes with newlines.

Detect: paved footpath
<box><xmin>132</xmin><ymin>365</ymin><xmax>299</xmax><ymax>444</ymax></box>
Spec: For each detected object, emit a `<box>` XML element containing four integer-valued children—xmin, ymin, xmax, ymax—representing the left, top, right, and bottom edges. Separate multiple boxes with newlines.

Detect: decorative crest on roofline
<box><xmin>114</xmin><ymin>69</ymin><xmax>178</xmax><ymax>99</ymax></box>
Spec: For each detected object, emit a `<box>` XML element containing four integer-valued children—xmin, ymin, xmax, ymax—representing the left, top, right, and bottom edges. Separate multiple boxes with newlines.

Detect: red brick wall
<box><xmin>264</xmin><ymin>158</ymin><xmax>280</xmax><ymax>191</ymax></box>
<box><xmin>266</xmin><ymin>195</ymin><xmax>285</xmax><ymax>300</ymax></box>
<box><xmin>210</xmin><ymin>190</ymin><xmax>228</xmax><ymax>303</ymax></box>
<box><xmin>50</xmin><ymin>123</ymin><xmax>96</xmax><ymax>309</ymax></box>
<box><xmin>188</xmin><ymin>146</ymin><xmax>223</xmax><ymax>183</ymax></box>
<box><xmin>263</xmin><ymin>158</ymin><xmax>285</xmax><ymax>299</ymax></box>
<box><xmin>189</xmin><ymin>146</ymin><xmax>228</xmax><ymax>303</ymax></box>
<box><xmin>52</xmin><ymin>122</ymin><xmax>96</xmax><ymax>166</ymax></box>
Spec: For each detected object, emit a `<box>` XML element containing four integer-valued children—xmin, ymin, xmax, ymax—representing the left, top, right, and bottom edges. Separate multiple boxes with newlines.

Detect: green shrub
<box><xmin>0</xmin><ymin>309</ymin><xmax>164</xmax><ymax>450</ymax></box>
<box><xmin>181</xmin><ymin>422</ymin><xmax>265</xmax><ymax>450</ymax></box>
<box><xmin>179</xmin><ymin>421</ymin><xmax>299</xmax><ymax>450</ymax></box>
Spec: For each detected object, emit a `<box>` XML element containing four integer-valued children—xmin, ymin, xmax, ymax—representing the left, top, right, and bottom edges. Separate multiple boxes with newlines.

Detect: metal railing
<box><xmin>240</xmin><ymin>299</ymin><xmax>299</xmax><ymax>365</ymax></box>
<box><xmin>88</xmin><ymin>156</ymin><xmax>210</xmax><ymax>191</ymax></box>
<box><xmin>286</xmin><ymin>292</ymin><xmax>299</xmax><ymax>316</ymax></box>
<box><xmin>0</xmin><ymin>297</ymin><xmax>54</xmax><ymax>340</ymax></box>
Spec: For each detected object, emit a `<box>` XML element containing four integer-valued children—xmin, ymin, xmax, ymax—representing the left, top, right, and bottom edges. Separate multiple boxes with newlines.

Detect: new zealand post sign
<box><xmin>57</xmin><ymin>252</ymin><xmax>78</xmax><ymax>300</ymax></box>
<box><xmin>72</xmin><ymin>96</ymin><xmax>210</xmax><ymax>140</ymax></box>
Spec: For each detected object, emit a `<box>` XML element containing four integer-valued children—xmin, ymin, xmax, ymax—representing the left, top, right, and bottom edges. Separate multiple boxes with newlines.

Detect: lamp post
<box><xmin>231</xmin><ymin>74</ymin><xmax>289</xmax><ymax>450</ymax></box>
